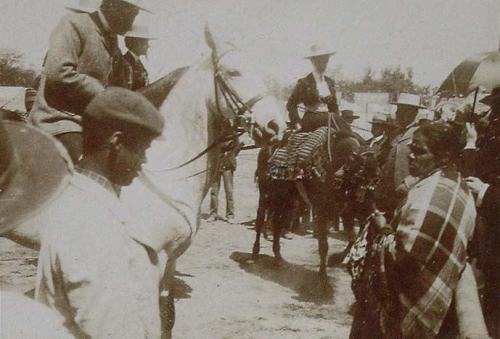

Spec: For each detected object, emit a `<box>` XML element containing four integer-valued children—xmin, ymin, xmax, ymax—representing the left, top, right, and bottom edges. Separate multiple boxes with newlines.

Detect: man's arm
<box><xmin>286</xmin><ymin>80</ymin><xmax>302</xmax><ymax>127</ymax></box>
<box><xmin>44</xmin><ymin>15</ymin><xmax>105</xmax><ymax>114</ymax></box>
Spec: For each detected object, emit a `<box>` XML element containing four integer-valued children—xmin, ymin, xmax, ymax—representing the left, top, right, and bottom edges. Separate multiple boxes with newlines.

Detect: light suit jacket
<box><xmin>30</xmin><ymin>12</ymin><xmax>125</xmax><ymax>135</ymax></box>
<box><xmin>35</xmin><ymin>173</ymin><xmax>162</xmax><ymax>338</ymax></box>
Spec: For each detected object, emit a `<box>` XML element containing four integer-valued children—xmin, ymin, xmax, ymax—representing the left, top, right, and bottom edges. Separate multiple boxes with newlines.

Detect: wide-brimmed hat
<box><xmin>341</xmin><ymin>110</ymin><xmax>360</xmax><ymax>121</ymax></box>
<box><xmin>0</xmin><ymin>120</ymin><xmax>72</xmax><ymax>234</ymax></box>
<box><xmin>391</xmin><ymin>93</ymin><xmax>426</xmax><ymax>109</ymax></box>
<box><xmin>415</xmin><ymin>108</ymin><xmax>435</xmax><ymax>122</ymax></box>
<box><xmin>480</xmin><ymin>86</ymin><xmax>500</xmax><ymax>106</ymax></box>
<box><xmin>124</xmin><ymin>24</ymin><xmax>157</xmax><ymax>40</ymax></box>
<box><xmin>369</xmin><ymin>112</ymin><xmax>390</xmax><ymax>124</ymax></box>
<box><xmin>121</xmin><ymin>0</ymin><xmax>153</xmax><ymax>13</ymax></box>
<box><xmin>304</xmin><ymin>44</ymin><xmax>336</xmax><ymax>59</ymax></box>
<box><xmin>65</xmin><ymin>0</ymin><xmax>100</xmax><ymax>13</ymax></box>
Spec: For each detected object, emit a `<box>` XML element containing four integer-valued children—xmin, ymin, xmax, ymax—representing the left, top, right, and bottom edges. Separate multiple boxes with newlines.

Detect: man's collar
<box><xmin>312</xmin><ymin>70</ymin><xmax>325</xmax><ymax>83</ymax></box>
<box><xmin>97</xmin><ymin>9</ymin><xmax>112</xmax><ymax>33</ymax></box>
<box><xmin>127</xmin><ymin>50</ymin><xmax>141</xmax><ymax>62</ymax></box>
<box><xmin>75</xmin><ymin>167</ymin><xmax>117</xmax><ymax>195</ymax></box>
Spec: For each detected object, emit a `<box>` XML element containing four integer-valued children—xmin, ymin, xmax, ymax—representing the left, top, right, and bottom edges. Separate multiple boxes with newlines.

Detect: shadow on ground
<box><xmin>172</xmin><ymin>271</ymin><xmax>194</xmax><ymax>300</ymax></box>
<box><xmin>230</xmin><ymin>252</ymin><xmax>335</xmax><ymax>304</ymax></box>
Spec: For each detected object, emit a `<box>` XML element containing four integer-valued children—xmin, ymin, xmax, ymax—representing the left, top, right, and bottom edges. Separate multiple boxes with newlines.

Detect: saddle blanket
<box><xmin>268</xmin><ymin>127</ymin><xmax>332</xmax><ymax>180</ymax></box>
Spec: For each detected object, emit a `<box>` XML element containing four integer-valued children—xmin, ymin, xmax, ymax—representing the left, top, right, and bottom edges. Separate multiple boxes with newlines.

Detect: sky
<box><xmin>1</xmin><ymin>0</ymin><xmax>498</xmax><ymax>87</ymax></box>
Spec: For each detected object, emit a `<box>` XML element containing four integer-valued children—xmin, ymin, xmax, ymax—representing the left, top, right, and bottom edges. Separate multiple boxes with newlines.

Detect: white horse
<box><xmin>6</xmin><ymin>28</ymin><xmax>286</xmax><ymax>334</ymax></box>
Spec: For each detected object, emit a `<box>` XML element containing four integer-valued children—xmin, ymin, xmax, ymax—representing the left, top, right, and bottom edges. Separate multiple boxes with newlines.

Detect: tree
<box><xmin>0</xmin><ymin>49</ymin><xmax>37</xmax><ymax>87</ymax></box>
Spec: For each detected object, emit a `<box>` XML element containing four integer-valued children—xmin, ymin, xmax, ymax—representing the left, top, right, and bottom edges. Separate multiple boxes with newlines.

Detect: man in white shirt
<box><xmin>35</xmin><ymin>87</ymin><xmax>165</xmax><ymax>338</ymax></box>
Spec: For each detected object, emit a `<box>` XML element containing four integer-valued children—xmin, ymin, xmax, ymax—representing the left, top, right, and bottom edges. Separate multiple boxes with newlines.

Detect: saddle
<box><xmin>268</xmin><ymin>127</ymin><xmax>333</xmax><ymax>180</ymax></box>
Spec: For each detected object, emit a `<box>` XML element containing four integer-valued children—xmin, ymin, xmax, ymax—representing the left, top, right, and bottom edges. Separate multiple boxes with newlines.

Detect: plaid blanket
<box><xmin>384</xmin><ymin>167</ymin><xmax>476</xmax><ymax>337</ymax></box>
<box><xmin>268</xmin><ymin>127</ymin><xmax>331</xmax><ymax>180</ymax></box>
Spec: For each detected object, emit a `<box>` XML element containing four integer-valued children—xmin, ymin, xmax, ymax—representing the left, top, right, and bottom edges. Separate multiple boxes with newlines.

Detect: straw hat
<box><xmin>124</xmin><ymin>24</ymin><xmax>157</xmax><ymax>40</ymax></box>
<box><xmin>120</xmin><ymin>0</ymin><xmax>153</xmax><ymax>13</ymax></box>
<box><xmin>65</xmin><ymin>0</ymin><xmax>100</xmax><ymax>13</ymax></box>
<box><xmin>391</xmin><ymin>93</ymin><xmax>426</xmax><ymax>109</ymax></box>
<box><xmin>304</xmin><ymin>44</ymin><xmax>336</xmax><ymax>59</ymax></box>
<box><xmin>369</xmin><ymin>112</ymin><xmax>390</xmax><ymax>124</ymax></box>
<box><xmin>0</xmin><ymin>120</ymin><xmax>72</xmax><ymax>233</ymax></box>
<box><xmin>415</xmin><ymin>108</ymin><xmax>435</xmax><ymax>122</ymax></box>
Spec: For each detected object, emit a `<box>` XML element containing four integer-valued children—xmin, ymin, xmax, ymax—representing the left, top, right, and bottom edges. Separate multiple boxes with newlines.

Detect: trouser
<box><xmin>210</xmin><ymin>170</ymin><xmax>234</xmax><ymax>217</ymax></box>
<box><xmin>56</xmin><ymin>132</ymin><xmax>83</xmax><ymax>164</ymax></box>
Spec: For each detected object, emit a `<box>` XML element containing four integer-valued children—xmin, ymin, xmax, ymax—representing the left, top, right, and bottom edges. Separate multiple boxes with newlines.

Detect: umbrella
<box><xmin>438</xmin><ymin>51</ymin><xmax>500</xmax><ymax>97</ymax></box>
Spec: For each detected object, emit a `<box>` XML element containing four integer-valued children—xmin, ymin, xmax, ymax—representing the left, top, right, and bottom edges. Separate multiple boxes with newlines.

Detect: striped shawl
<box><xmin>386</xmin><ymin>167</ymin><xmax>476</xmax><ymax>337</ymax></box>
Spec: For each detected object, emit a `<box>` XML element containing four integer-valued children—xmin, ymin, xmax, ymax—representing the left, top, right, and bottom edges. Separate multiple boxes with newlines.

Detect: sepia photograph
<box><xmin>0</xmin><ymin>0</ymin><xmax>499</xmax><ymax>338</ymax></box>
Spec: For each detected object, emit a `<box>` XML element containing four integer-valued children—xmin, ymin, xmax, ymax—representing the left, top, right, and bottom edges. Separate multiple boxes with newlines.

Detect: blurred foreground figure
<box><xmin>35</xmin><ymin>88</ymin><xmax>165</xmax><ymax>338</ymax></box>
<box><xmin>0</xmin><ymin>115</ymin><xmax>73</xmax><ymax>338</ymax></box>
<box><xmin>464</xmin><ymin>86</ymin><xmax>500</xmax><ymax>338</ymax></box>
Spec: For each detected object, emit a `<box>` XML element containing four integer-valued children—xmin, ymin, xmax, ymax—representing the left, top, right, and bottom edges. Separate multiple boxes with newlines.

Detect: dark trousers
<box><xmin>56</xmin><ymin>132</ymin><xmax>83</xmax><ymax>164</ymax></box>
<box><xmin>210</xmin><ymin>170</ymin><xmax>234</xmax><ymax>217</ymax></box>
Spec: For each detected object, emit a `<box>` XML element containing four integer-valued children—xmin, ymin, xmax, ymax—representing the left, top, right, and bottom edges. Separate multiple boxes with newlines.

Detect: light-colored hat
<box><xmin>415</xmin><ymin>108</ymin><xmax>435</xmax><ymax>122</ymax></box>
<box><xmin>369</xmin><ymin>112</ymin><xmax>390</xmax><ymax>124</ymax></box>
<box><xmin>65</xmin><ymin>0</ymin><xmax>100</xmax><ymax>13</ymax></box>
<box><xmin>124</xmin><ymin>24</ymin><xmax>156</xmax><ymax>40</ymax></box>
<box><xmin>304</xmin><ymin>44</ymin><xmax>336</xmax><ymax>59</ymax></box>
<box><xmin>0</xmin><ymin>120</ymin><xmax>72</xmax><ymax>234</ymax></box>
<box><xmin>391</xmin><ymin>93</ymin><xmax>426</xmax><ymax>109</ymax></box>
<box><xmin>121</xmin><ymin>0</ymin><xmax>153</xmax><ymax>13</ymax></box>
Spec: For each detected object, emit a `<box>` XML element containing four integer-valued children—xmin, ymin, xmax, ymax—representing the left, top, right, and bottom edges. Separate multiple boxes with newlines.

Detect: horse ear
<box><xmin>204</xmin><ymin>24</ymin><xmax>218</xmax><ymax>55</ymax></box>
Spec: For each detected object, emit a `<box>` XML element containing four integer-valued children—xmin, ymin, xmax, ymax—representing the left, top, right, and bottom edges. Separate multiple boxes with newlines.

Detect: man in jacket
<box><xmin>30</xmin><ymin>0</ymin><xmax>151</xmax><ymax>162</ymax></box>
<box><xmin>35</xmin><ymin>87</ymin><xmax>165</xmax><ymax>338</ymax></box>
<box><xmin>375</xmin><ymin>93</ymin><xmax>424</xmax><ymax>215</ymax></box>
<box><xmin>124</xmin><ymin>24</ymin><xmax>155</xmax><ymax>90</ymax></box>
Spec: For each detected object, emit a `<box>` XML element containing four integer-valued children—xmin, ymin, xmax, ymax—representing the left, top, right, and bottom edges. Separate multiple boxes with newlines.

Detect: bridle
<box><xmin>154</xmin><ymin>51</ymin><xmax>263</xmax><ymax>173</ymax></box>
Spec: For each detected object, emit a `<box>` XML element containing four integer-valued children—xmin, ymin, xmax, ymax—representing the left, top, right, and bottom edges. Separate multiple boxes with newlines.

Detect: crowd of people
<box><xmin>0</xmin><ymin>0</ymin><xmax>499</xmax><ymax>338</ymax></box>
<box><xmin>270</xmin><ymin>42</ymin><xmax>499</xmax><ymax>338</ymax></box>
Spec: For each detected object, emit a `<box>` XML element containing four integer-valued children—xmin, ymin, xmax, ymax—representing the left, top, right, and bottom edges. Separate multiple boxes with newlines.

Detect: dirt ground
<box><xmin>0</xmin><ymin>149</ymin><xmax>354</xmax><ymax>339</ymax></box>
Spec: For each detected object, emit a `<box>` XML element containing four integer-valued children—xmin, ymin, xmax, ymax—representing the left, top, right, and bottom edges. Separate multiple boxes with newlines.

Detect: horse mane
<box><xmin>140</xmin><ymin>66</ymin><xmax>190</xmax><ymax>109</ymax></box>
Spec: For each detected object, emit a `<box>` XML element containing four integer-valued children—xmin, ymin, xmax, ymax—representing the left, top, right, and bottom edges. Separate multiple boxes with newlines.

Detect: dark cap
<box><xmin>480</xmin><ymin>87</ymin><xmax>500</xmax><ymax>106</ymax></box>
<box><xmin>85</xmin><ymin>87</ymin><xmax>164</xmax><ymax>136</ymax></box>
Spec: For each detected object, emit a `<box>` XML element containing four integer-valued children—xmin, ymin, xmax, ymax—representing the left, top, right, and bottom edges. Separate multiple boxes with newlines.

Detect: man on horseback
<box><xmin>35</xmin><ymin>87</ymin><xmax>165</xmax><ymax>338</ymax></box>
<box><xmin>124</xmin><ymin>24</ymin><xmax>155</xmax><ymax>90</ymax></box>
<box><xmin>30</xmin><ymin>0</ymin><xmax>151</xmax><ymax>162</ymax></box>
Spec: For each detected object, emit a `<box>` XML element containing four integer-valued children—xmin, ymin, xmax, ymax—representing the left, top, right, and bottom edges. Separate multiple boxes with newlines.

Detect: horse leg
<box><xmin>272</xmin><ymin>209</ymin><xmax>284</xmax><ymax>263</ymax></box>
<box><xmin>160</xmin><ymin>259</ymin><xmax>177</xmax><ymax>339</ymax></box>
<box><xmin>252</xmin><ymin>198</ymin><xmax>265</xmax><ymax>258</ymax></box>
<box><xmin>316</xmin><ymin>214</ymin><xmax>329</xmax><ymax>280</ymax></box>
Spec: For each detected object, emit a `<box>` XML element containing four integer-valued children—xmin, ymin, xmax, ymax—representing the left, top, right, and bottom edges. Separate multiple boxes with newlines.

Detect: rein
<box><xmin>154</xmin><ymin>56</ymin><xmax>262</xmax><ymax>174</ymax></box>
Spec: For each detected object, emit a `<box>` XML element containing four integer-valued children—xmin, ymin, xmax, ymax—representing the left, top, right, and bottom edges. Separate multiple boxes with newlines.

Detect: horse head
<box><xmin>204</xmin><ymin>26</ymin><xmax>286</xmax><ymax>145</ymax></box>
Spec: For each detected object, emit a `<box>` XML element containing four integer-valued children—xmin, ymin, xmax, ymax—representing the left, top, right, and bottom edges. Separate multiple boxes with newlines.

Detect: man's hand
<box><xmin>465</xmin><ymin>122</ymin><xmax>478</xmax><ymax>149</ymax></box>
<box><xmin>465</xmin><ymin>176</ymin><xmax>486</xmax><ymax>194</ymax></box>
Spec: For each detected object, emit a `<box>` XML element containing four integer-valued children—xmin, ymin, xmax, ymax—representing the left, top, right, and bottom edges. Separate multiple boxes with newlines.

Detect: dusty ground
<box><xmin>0</xmin><ymin>149</ymin><xmax>354</xmax><ymax>339</ymax></box>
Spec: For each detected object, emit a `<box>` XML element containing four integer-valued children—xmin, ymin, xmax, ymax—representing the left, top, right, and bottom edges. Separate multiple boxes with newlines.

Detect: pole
<box><xmin>470</xmin><ymin>88</ymin><xmax>479</xmax><ymax>122</ymax></box>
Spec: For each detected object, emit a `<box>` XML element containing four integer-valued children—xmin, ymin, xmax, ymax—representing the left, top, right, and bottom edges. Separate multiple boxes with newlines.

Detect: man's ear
<box><xmin>109</xmin><ymin>131</ymin><xmax>124</xmax><ymax>153</ymax></box>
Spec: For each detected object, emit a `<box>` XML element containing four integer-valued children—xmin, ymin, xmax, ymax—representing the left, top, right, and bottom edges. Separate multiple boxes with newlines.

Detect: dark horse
<box><xmin>252</xmin><ymin>125</ymin><xmax>361</xmax><ymax>281</ymax></box>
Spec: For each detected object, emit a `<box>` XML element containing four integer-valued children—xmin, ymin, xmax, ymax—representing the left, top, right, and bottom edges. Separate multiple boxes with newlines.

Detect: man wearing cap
<box><xmin>35</xmin><ymin>87</ymin><xmax>165</xmax><ymax>338</ymax></box>
<box><xmin>30</xmin><ymin>0</ymin><xmax>151</xmax><ymax>162</ymax></box>
<box><xmin>376</xmin><ymin>93</ymin><xmax>425</xmax><ymax>215</ymax></box>
<box><xmin>286</xmin><ymin>44</ymin><xmax>347</xmax><ymax>132</ymax></box>
<box><xmin>124</xmin><ymin>24</ymin><xmax>155</xmax><ymax>90</ymax></box>
<box><xmin>464</xmin><ymin>86</ymin><xmax>500</xmax><ymax>338</ymax></box>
